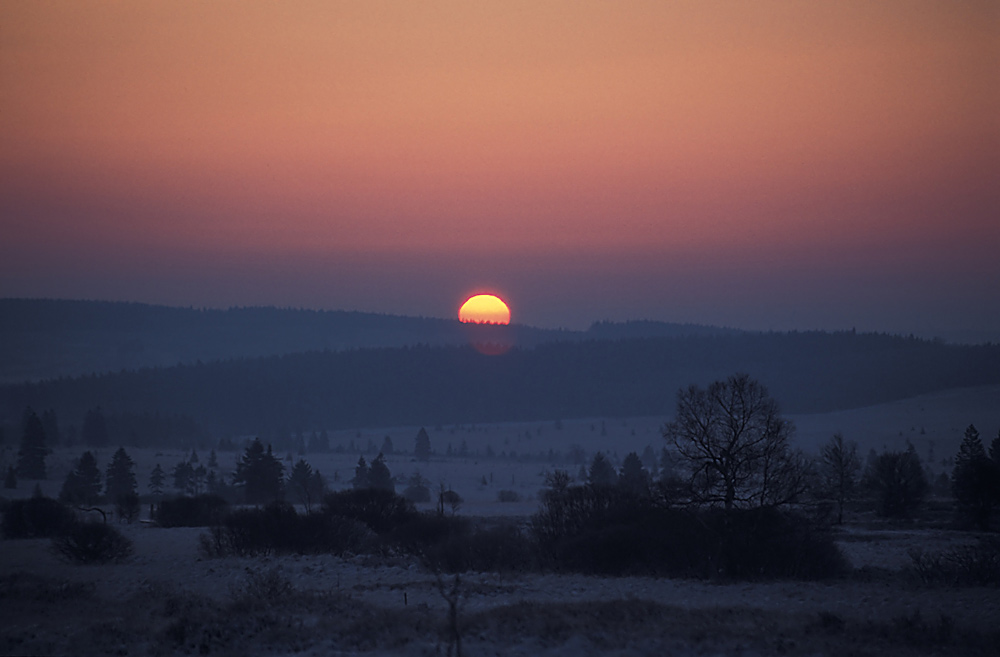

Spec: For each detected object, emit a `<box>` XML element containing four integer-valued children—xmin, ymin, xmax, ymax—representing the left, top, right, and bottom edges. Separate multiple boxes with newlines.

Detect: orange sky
<box><xmin>1</xmin><ymin>1</ymin><xmax>998</xmax><ymax>336</ymax></box>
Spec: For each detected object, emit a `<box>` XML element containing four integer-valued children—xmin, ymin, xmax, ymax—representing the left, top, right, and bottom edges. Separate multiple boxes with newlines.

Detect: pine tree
<box><xmin>403</xmin><ymin>471</ymin><xmax>431</xmax><ymax>503</ymax></box>
<box><xmin>288</xmin><ymin>459</ymin><xmax>318</xmax><ymax>510</ymax></box>
<box><xmin>189</xmin><ymin>448</ymin><xmax>199</xmax><ymax>463</ymax></box>
<box><xmin>588</xmin><ymin>453</ymin><xmax>617</xmax><ymax>487</ymax></box>
<box><xmin>17</xmin><ymin>408</ymin><xmax>48</xmax><ymax>480</ymax></box>
<box><xmin>105</xmin><ymin>447</ymin><xmax>138</xmax><ymax>501</ymax></box>
<box><xmin>82</xmin><ymin>407</ymin><xmax>109</xmax><ymax>447</ymax></box>
<box><xmin>618</xmin><ymin>452</ymin><xmax>649</xmax><ymax>494</ymax></box>
<box><xmin>368</xmin><ymin>453</ymin><xmax>394</xmax><ymax>492</ymax></box>
<box><xmin>951</xmin><ymin>424</ymin><xmax>998</xmax><ymax>529</ymax></box>
<box><xmin>60</xmin><ymin>451</ymin><xmax>102</xmax><ymax>505</ymax></box>
<box><xmin>148</xmin><ymin>463</ymin><xmax>166</xmax><ymax>497</ymax></box>
<box><xmin>232</xmin><ymin>438</ymin><xmax>284</xmax><ymax>504</ymax></box>
<box><xmin>415</xmin><ymin>427</ymin><xmax>431</xmax><ymax>461</ymax></box>
<box><xmin>381</xmin><ymin>435</ymin><xmax>394</xmax><ymax>455</ymax></box>
<box><xmin>173</xmin><ymin>461</ymin><xmax>194</xmax><ymax>494</ymax></box>
<box><xmin>352</xmin><ymin>456</ymin><xmax>370</xmax><ymax>489</ymax></box>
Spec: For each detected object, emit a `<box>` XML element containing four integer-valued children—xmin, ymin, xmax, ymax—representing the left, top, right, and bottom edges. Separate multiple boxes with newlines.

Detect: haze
<box><xmin>1</xmin><ymin>1</ymin><xmax>997</xmax><ymax>339</ymax></box>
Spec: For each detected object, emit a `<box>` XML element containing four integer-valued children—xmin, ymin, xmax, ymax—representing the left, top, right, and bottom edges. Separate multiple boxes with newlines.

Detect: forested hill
<box><xmin>0</xmin><ymin>299</ymin><xmax>734</xmax><ymax>383</ymax></box>
<box><xmin>3</xmin><ymin>331</ymin><xmax>999</xmax><ymax>443</ymax></box>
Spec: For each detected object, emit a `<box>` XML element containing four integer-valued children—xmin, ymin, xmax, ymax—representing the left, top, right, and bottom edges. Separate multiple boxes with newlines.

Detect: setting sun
<box><xmin>459</xmin><ymin>294</ymin><xmax>511</xmax><ymax>325</ymax></box>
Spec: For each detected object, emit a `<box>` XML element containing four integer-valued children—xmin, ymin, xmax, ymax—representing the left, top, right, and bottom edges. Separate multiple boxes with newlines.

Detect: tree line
<box><xmin>4</xmin><ymin>330</ymin><xmax>999</xmax><ymax>442</ymax></box>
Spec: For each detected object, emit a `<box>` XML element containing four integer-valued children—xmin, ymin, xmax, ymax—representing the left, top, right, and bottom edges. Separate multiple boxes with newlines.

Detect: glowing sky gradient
<box><xmin>2</xmin><ymin>1</ymin><xmax>998</xmax><ymax>337</ymax></box>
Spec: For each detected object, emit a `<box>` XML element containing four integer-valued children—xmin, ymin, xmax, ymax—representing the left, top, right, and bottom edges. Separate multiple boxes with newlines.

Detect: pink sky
<box><xmin>1</xmin><ymin>1</ymin><xmax>998</xmax><ymax>336</ymax></box>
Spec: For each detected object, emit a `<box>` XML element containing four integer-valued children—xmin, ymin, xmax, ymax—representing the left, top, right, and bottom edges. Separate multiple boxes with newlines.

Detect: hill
<box><xmin>0</xmin><ymin>299</ymin><xmax>736</xmax><ymax>383</ymax></box>
<box><xmin>3</xmin><ymin>330</ymin><xmax>998</xmax><ymax>446</ymax></box>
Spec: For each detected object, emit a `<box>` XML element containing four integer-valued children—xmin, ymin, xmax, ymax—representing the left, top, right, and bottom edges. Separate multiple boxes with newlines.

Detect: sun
<box><xmin>458</xmin><ymin>294</ymin><xmax>511</xmax><ymax>325</ymax></box>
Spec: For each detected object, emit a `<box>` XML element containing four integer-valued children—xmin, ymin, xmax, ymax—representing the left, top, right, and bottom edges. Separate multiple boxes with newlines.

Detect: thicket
<box><xmin>1</xmin><ymin>496</ymin><xmax>77</xmax><ymax>539</ymax></box>
<box><xmin>53</xmin><ymin>521</ymin><xmax>134</xmax><ymax>564</ymax></box>
<box><xmin>154</xmin><ymin>494</ymin><xmax>229</xmax><ymax>528</ymax></box>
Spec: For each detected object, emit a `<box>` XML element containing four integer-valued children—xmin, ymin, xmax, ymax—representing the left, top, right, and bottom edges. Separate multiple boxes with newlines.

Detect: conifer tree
<box><xmin>368</xmin><ymin>452</ymin><xmax>394</xmax><ymax>492</ymax></box>
<box><xmin>618</xmin><ymin>452</ymin><xmax>649</xmax><ymax>494</ymax></box>
<box><xmin>4</xmin><ymin>466</ymin><xmax>16</xmax><ymax>490</ymax></box>
<box><xmin>288</xmin><ymin>459</ymin><xmax>323</xmax><ymax>511</ymax></box>
<box><xmin>232</xmin><ymin>438</ymin><xmax>284</xmax><ymax>504</ymax></box>
<box><xmin>60</xmin><ymin>451</ymin><xmax>102</xmax><ymax>505</ymax></box>
<box><xmin>352</xmin><ymin>456</ymin><xmax>370</xmax><ymax>489</ymax></box>
<box><xmin>105</xmin><ymin>447</ymin><xmax>138</xmax><ymax>500</ymax></box>
<box><xmin>587</xmin><ymin>452</ymin><xmax>617</xmax><ymax>487</ymax></box>
<box><xmin>951</xmin><ymin>424</ymin><xmax>998</xmax><ymax>529</ymax></box>
<box><xmin>207</xmin><ymin>449</ymin><xmax>219</xmax><ymax>469</ymax></box>
<box><xmin>415</xmin><ymin>427</ymin><xmax>431</xmax><ymax>461</ymax></box>
<box><xmin>17</xmin><ymin>408</ymin><xmax>48</xmax><ymax>480</ymax></box>
<box><xmin>148</xmin><ymin>463</ymin><xmax>165</xmax><ymax>497</ymax></box>
<box><xmin>173</xmin><ymin>461</ymin><xmax>194</xmax><ymax>494</ymax></box>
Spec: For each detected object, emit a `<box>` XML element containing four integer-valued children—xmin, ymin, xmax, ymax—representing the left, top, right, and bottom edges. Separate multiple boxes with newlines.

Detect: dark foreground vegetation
<box><xmin>2</xmin><ymin>570</ymin><xmax>998</xmax><ymax>657</ymax></box>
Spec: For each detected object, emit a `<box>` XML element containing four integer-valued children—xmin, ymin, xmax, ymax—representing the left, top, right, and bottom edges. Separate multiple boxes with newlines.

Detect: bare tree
<box><xmin>820</xmin><ymin>433</ymin><xmax>861</xmax><ymax>524</ymax></box>
<box><xmin>663</xmin><ymin>373</ymin><xmax>806</xmax><ymax>509</ymax></box>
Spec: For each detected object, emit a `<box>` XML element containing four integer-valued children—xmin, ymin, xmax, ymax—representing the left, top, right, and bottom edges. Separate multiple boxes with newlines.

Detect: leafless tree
<box><xmin>663</xmin><ymin>373</ymin><xmax>807</xmax><ymax>509</ymax></box>
<box><xmin>821</xmin><ymin>433</ymin><xmax>860</xmax><ymax>524</ymax></box>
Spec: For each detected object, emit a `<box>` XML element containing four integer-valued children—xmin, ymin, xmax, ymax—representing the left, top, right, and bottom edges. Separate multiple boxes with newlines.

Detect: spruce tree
<box><xmin>4</xmin><ymin>466</ymin><xmax>16</xmax><ymax>490</ymax></box>
<box><xmin>17</xmin><ymin>408</ymin><xmax>48</xmax><ymax>480</ymax></box>
<box><xmin>288</xmin><ymin>459</ymin><xmax>317</xmax><ymax>510</ymax></box>
<box><xmin>106</xmin><ymin>447</ymin><xmax>138</xmax><ymax>501</ymax></box>
<box><xmin>587</xmin><ymin>453</ymin><xmax>617</xmax><ymax>487</ymax></box>
<box><xmin>148</xmin><ymin>463</ymin><xmax>166</xmax><ymax>497</ymax></box>
<box><xmin>232</xmin><ymin>438</ymin><xmax>284</xmax><ymax>504</ymax></box>
<box><xmin>60</xmin><ymin>451</ymin><xmax>102</xmax><ymax>505</ymax></box>
<box><xmin>414</xmin><ymin>427</ymin><xmax>431</xmax><ymax>461</ymax></box>
<box><xmin>352</xmin><ymin>456</ymin><xmax>370</xmax><ymax>489</ymax></box>
<box><xmin>618</xmin><ymin>452</ymin><xmax>649</xmax><ymax>494</ymax></box>
<box><xmin>368</xmin><ymin>453</ymin><xmax>394</xmax><ymax>492</ymax></box>
<box><xmin>951</xmin><ymin>424</ymin><xmax>997</xmax><ymax>529</ymax></box>
<box><xmin>173</xmin><ymin>461</ymin><xmax>194</xmax><ymax>494</ymax></box>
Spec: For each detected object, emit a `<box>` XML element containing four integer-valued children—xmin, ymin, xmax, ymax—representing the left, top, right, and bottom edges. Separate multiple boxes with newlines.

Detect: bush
<box><xmin>53</xmin><ymin>521</ymin><xmax>134</xmax><ymax>564</ymax></box>
<box><xmin>2</xmin><ymin>496</ymin><xmax>76</xmax><ymax>539</ymax></box>
<box><xmin>422</xmin><ymin>521</ymin><xmax>535</xmax><ymax>573</ymax></box>
<box><xmin>909</xmin><ymin>537</ymin><xmax>1000</xmax><ymax>587</ymax></box>
<box><xmin>497</xmin><ymin>490</ymin><xmax>521</xmax><ymax>503</ymax></box>
<box><xmin>532</xmin><ymin>485</ymin><xmax>846</xmax><ymax>579</ymax></box>
<box><xmin>322</xmin><ymin>489</ymin><xmax>416</xmax><ymax>534</ymax></box>
<box><xmin>199</xmin><ymin>503</ymin><xmax>376</xmax><ymax>558</ymax></box>
<box><xmin>154</xmin><ymin>494</ymin><xmax>228</xmax><ymax>528</ymax></box>
<box><xmin>115</xmin><ymin>493</ymin><xmax>141</xmax><ymax>524</ymax></box>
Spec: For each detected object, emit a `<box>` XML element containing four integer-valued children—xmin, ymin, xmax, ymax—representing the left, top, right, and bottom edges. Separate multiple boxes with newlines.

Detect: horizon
<box><xmin>2</xmin><ymin>2</ymin><xmax>998</xmax><ymax>340</ymax></box>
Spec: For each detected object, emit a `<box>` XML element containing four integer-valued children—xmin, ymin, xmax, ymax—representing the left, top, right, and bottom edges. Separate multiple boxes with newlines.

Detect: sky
<box><xmin>1</xmin><ymin>1</ymin><xmax>998</xmax><ymax>338</ymax></box>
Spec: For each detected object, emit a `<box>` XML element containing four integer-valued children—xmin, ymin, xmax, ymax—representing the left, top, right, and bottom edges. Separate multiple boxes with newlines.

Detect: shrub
<box><xmin>322</xmin><ymin>489</ymin><xmax>416</xmax><ymax>534</ymax></box>
<box><xmin>53</xmin><ymin>521</ymin><xmax>134</xmax><ymax>564</ymax></box>
<box><xmin>423</xmin><ymin>521</ymin><xmax>535</xmax><ymax>573</ymax></box>
<box><xmin>115</xmin><ymin>493</ymin><xmax>141</xmax><ymax>524</ymax></box>
<box><xmin>497</xmin><ymin>490</ymin><xmax>521</xmax><ymax>503</ymax></box>
<box><xmin>1</xmin><ymin>496</ymin><xmax>76</xmax><ymax>539</ymax></box>
<box><xmin>532</xmin><ymin>485</ymin><xmax>846</xmax><ymax>579</ymax></box>
<box><xmin>909</xmin><ymin>537</ymin><xmax>1000</xmax><ymax>587</ymax></box>
<box><xmin>154</xmin><ymin>494</ymin><xmax>228</xmax><ymax>527</ymax></box>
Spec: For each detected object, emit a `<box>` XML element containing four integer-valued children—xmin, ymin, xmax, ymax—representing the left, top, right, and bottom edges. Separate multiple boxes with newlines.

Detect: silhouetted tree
<box><xmin>990</xmin><ymin>430</ymin><xmax>1000</xmax><ymax>464</ymax></box>
<box><xmin>82</xmin><ymin>407</ymin><xmax>109</xmax><ymax>448</ymax></box>
<box><xmin>308</xmin><ymin>430</ymin><xmax>330</xmax><ymax>453</ymax></box>
<box><xmin>663</xmin><ymin>373</ymin><xmax>807</xmax><ymax>509</ymax></box>
<box><xmin>640</xmin><ymin>445</ymin><xmax>659</xmax><ymax>479</ymax></box>
<box><xmin>402</xmin><ymin>471</ymin><xmax>431</xmax><ymax>503</ymax></box>
<box><xmin>287</xmin><ymin>459</ymin><xmax>324</xmax><ymax>512</ymax></box>
<box><xmin>368</xmin><ymin>453</ymin><xmax>394</xmax><ymax>492</ymax></box>
<box><xmin>352</xmin><ymin>456</ymin><xmax>370</xmax><ymax>489</ymax></box>
<box><xmin>105</xmin><ymin>447</ymin><xmax>137</xmax><ymax>501</ymax></box>
<box><xmin>381</xmin><ymin>435</ymin><xmax>394</xmax><ymax>455</ymax></box>
<box><xmin>59</xmin><ymin>451</ymin><xmax>102</xmax><ymax>505</ymax></box>
<box><xmin>820</xmin><ymin>433</ymin><xmax>861</xmax><ymax>524</ymax></box>
<box><xmin>232</xmin><ymin>438</ymin><xmax>284</xmax><ymax>504</ymax></box>
<box><xmin>17</xmin><ymin>408</ymin><xmax>48</xmax><ymax>480</ymax></box>
<box><xmin>587</xmin><ymin>453</ymin><xmax>617</xmax><ymax>487</ymax></box>
<box><xmin>951</xmin><ymin>424</ymin><xmax>999</xmax><ymax>529</ymax></box>
<box><xmin>4</xmin><ymin>466</ymin><xmax>17</xmax><ymax>490</ymax></box>
<box><xmin>415</xmin><ymin>427</ymin><xmax>432</xmax><ymax>461</ymax></box>
<box><xmin>148</xmin><ymin>463</ymin><xmax>166</xmax><ymax>498</ymax></box>
<box><xmin>438</xmin><ymin>484</ymin><xmax>462</xmax><ymax>515</ymax></box>
<box><xmin>189</xmin><ymin>448</ymin><xmax>199</xmax><ymax>463</ymax></box>
<box><xmin>864</xmin><ymin>447</ymin><xmax>928</xmax><ymax>518</ymax></box>
<box><xmin>191</xmin><ymin>464</ymin><xmax>207</xmax><ymax>495</ymax></box>
<box><xmin>618</xmin><ymin>452</ymin><xmax>649</xmax><ymax>495</ymax></box>
<box><xmin>172</xmin><ymin>461</ymin><xmax>194</xmax><ymax>494</ymax></box>
<box><xmin>207</xmin><ymin>449</ymin><xmax>218</xmax><ymax>469</ymax></box>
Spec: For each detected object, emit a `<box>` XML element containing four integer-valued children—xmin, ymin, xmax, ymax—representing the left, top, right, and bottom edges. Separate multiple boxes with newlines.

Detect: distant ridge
<box><xmin>0</xmin><ymin>299</ymin><xmax>748</xmax><ymax>384</ymax></box>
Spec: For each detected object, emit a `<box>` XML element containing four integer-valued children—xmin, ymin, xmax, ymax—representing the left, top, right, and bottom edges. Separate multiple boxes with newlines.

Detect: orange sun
<box><xmin>458</xmin><ymin>294</ymin><xmax>511</xmax><ymax>325</ymax></box>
